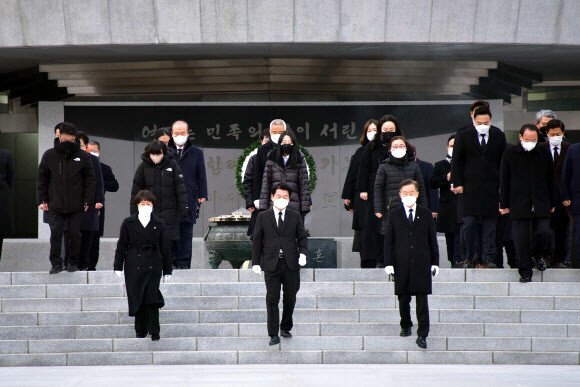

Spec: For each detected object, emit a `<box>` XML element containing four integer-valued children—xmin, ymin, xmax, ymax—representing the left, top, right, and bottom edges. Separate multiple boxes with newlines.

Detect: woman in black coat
<box><xmin>355</xmin><ymin>115</ymin><xmax>402</xmax><ymax>268</ymax></box>
<box><xmin>114</xmin><ymin>190</ymin><xmax>172</xmax><ymax>340</ymax></box>
<box><xmin>430</xmin><ymin>134</ymin><xmax>461</xmax><ymax>266</ymax></box>
<box><xmin>341</xmin><ymin>119</ymin><xmax>377</xmax><ymax>267</ymax></box>
<box><xmin>0</xmin><ymin>147</ymin><xmax>14</xmax><ymax>260</ymax></box>
<box><xmin>374</xmin><ymin>137</ymin><xmax>427</xmax><ymax>235</ymax></box>
<box><xmin>130</xmin><ymin>140</ymin><xmax>189</xmax><ymax>241</ymax></box>
<box><xmin>259</xmin><ymin>130</ymin><xmax>311</xmax><ymax>214</ymax></box>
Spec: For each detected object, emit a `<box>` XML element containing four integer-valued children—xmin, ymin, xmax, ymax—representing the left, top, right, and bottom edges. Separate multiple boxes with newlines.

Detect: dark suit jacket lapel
<box><xmin>280</xmin><ymin>210</ymin><xmax>289</xmax><ymax>235</ymax></box>
<box><xmin>269</xmin><ymin>209</ymin><xmax>281</xmax><ymax>235</ymax></box>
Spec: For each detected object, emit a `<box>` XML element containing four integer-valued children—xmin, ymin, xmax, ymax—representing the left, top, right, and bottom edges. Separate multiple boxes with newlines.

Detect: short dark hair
<box><xmin>400</xmin><ymin>179</ymin><xmax>419</xmax><ymax>191</ymax></box>
<box><xmin>143</xmin><ymin>140</ymin><xmax>168</xmax><ymax>156</ymax></box>
<box><xmin>133</xmin><ymin>190</ymin><xmax>157</xmax><ymax>206</ymax></box>
<box><xmin>361</xmin><ymin>119</ymin><xmax>379</xmax><ymax>146</ymax></box>
<box><xmin>545</xmin><ymin>119</ymin><xmax>565</xmax><ymax>133</ymax></box>
<box><xmin>54</xmin><ymin>122</ymin><xmax>78</xmax><ymax>136</ymax></box>
<box><xmin>519</xmin><ymin>124</ymin><xmax>540</xmax><ymax>137</ymax></box>
<box><xmin>470</xmin><ymin>100</ymin><xmax>489</xmax><ymax>112</ymax></box>
<box><xmin>89</xmin><ymin>140</ymin><xmax>100</xmax><ymax>150</ymax></box>
<box><xmin>270</xmin><ymin>183</ymin><xmax>292</xmax><ymax>197</ymax></box>
<box><xmin>76</xmin><ymin>131</ymin><xmax>89</xmax><ymax>145</ymax></box>
<box><xmin>262</xmin><ymin>131</ymin><xmax>270</xmax><ymax>140</ymax></box>
<box><xmin>473</xmin><ymin>106</ymin><xmax>492</xmax><ymax>119</ymax></box>
<box><xmin>154</xmin><ymin>128</ymin><xmax>172</xmax><ymax>140</ymax></box>
<box><xmin>447</xmin><ymin>134</ymin><xmax>456</xmax><ymax>145</ymax></box>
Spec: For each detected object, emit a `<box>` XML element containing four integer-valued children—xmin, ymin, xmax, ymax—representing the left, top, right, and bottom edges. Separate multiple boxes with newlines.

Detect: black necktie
<box><xmin>278</xmin><ymin>211</ymin><xmax>284</xmax><ymax>230</ymax></box>
<box><xmin>408</xmin><ymin>208</ymin><xmax>413</xmax><ymax>225</ymax></box>
<box><xmin>480</xmin><ymin>134</ymin><xmax>487</xmax><ymax>148</ymax></box>
<box><xmin>554</xmin><ymin>147</ymin><xmax>559</xmax><ymax>166</ymax></box>
<box><xmin>177</xmin><ymin>149</ymin><xmax>183</xmax><ymax>158</ymax></box>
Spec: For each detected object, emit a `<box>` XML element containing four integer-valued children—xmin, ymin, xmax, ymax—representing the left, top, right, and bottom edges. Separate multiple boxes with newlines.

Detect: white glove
<box><xmin>385</xmin><ymin>266</ymin><xmax>394</xmax><ymax>275</ymax></box>
<box><xmin>299</xmin><ymin>253</ymin><xmax>307</xmax><ymax>266</ymax></box>
<box><xmin>114</xmin><ymin>271</ymin><xmax>123</xmax><ymax>278</ymax></box>
<box><xmin>431</xmin><ymin>265</ymin><xmax>439</xmax><ymax>277</ymax></box>
<box><xmin>252</xmin><ymin>265</ymin><xmax>262</xmax><ymax>274</ymax></box>
<box><xmin>164</xmin><ymin>275</ymin><xmax>172</xmax><ymax>282</ymax></box>
<box><xmin>253</xmin><ymin>200</ymin><xmax>260</xmax><ymax>209</ymax></box>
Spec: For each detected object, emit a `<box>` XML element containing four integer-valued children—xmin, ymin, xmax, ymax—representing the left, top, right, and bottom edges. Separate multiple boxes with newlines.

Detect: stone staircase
<box><xmin>0</xmin><ymin>268</ymin><xmax>578</xmax><ymax>366</ymax></box>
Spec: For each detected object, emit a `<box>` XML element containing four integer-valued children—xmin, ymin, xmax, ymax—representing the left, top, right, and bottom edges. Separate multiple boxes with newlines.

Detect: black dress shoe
<box><xmin>416</xmin><ymin>336</ymin><xmax>427</xmax><ymax>349</ymax></box>
<box><xmin>280</xmin><ymin>330</ymin><xmax>292</xmax><ymax>338</ymax></box>
<box><xmin>483</xmin><ymin>262</ymin><xmax>497</xmax><ymax>269</ymax></box>
<box><xmin>535</xmin><ymin>258</ymin><xmax>547</xmax><ymax>272</ymax></box>
<box><xmin>151</xmin><ymin>333</ymin><xmax>160</xmax><ymax>341</ymax></box>
<box><xmin>49</xmin><ymin>266</ymin><xmax>63</xmax><ymax>274</ymax></box>
<box><xmin>67</xmin><ymin>265</ymin><xmax>79</xmax><ymax>272</ymax></box>
<box><xmin>519</xmin><ymin>274</ymin><xmax>532</xmax><ymax>283</ymax></box>
<box><xmin>269</xmin><ymin>335</ymin><xmax>280</xmax><ymax>346</ymax></box>
<box><xmin>136</xmin><ymin>332</ymin><xmax>148</xmax><ymax>338</ymax></box>
<box><xmin>457</xmin><ymin>259</ymin><xmax>474</xmax><ymax>269</ymax></box>
<box><xmin>400</xmin><ymin>327</ymin><xmax>412</xmax><ymax>337</ymax></box>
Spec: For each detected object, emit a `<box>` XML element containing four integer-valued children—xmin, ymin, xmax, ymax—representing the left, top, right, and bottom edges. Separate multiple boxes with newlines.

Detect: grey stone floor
<box><xmin>0</xmin><ymin>364</ymin><xmax>578</xmax><ymax>386</ymax></box>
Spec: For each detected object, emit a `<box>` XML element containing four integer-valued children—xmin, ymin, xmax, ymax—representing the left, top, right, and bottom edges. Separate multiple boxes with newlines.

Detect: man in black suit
<box><xmin>540</xmin><ymin>120</ymin><xmax>572</xmax><ymax>268</ymax></box>
<box><xmin>500</xmin><ymin>124</ymin><xmax>557</xmax><ymax>282</ymax></box>
<box><xmin>384</xmin><ymin>179</ymin><xmax>439</xmax><ymax>349</ymax></box>
<box><xmin>451</xmin><ymin>106</ymin><xmax>507</xmax><ymax>268</ymax></box>
<box><xmin>252</xmin><ymin>183</ymin><xmax>308</xmax><ymax>346</ymax></box>
<box><xmin>246</xmin><ymin>119</ymin><xmax>286</xmax><ymax>235</ymax></box>
<box><xmin>87</xmin><ymin>141</ymin><xmax>119</xmax><ymax>270</ymax></box>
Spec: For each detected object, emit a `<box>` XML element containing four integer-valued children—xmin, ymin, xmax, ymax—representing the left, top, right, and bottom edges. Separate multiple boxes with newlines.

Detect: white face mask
<box><xmin>401</xmin><ymin>196</ymin><xmax>417</xmax><ymax>207</ymax></box>
<box><xmin>366</xmin><ymin>131</ymin><xmax>377</xmax><ymax>141</ymax></box>
<box><xmin>521</xmin><ymin>141</ymin><xmax>537</xmax><ymax>152</ymax></box>
<box><xmin>391</xmin><ymin>148</ymin><xmax>407</xmax><ymax>159</ymax></box>
<box><xmin>138</xmin><ymin>205</ymin><xmax>153</xmax><ymax>217</ymax></box>
<box><xmin>548</xmin><ymin>136</ymin><xmax>563</xmax><ymax>147</ymax></box>
<box><xmin>447</xmin><ymin>148</ymin><xmax>453</xmax><ymax>158</ymax></box>
<box><xmin>270</xmin><ymin>133</ymin><xmax>281</xmax><ymax>144</ymax></box>
<box><xmin>150</xmin><ymin>154</ymin><xmax>163</xmax><ymax>164</ymax></box>
<box><xmin>474</xmin><ymin>123</ymin><xmax>491</xmax><ymax>135</ymax></box>
<box><xmin>90</xmin><ymin>152</ymin><xmax>99</xmax><ymax>158</ymax></box>
<box><xmin>173</xmin><ymin>135</ymin><xmax>188</xmax><ymax>146</ymax></box>
<box><xmin>273</xmin><ymin>198</ymin><xmax>289</xmax><ymax>210</ymax></box>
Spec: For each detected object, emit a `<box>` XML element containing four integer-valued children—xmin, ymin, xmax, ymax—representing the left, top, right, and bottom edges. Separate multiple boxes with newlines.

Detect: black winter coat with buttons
<box><xmin>130</xmin><ymin>155</ymin><xmax>189</xmax><ymax>241</ymax></box>
<box><xmin>114</xmin><ymin>214</ymin><xmax>172</xmax><ymax>316</ymax></box>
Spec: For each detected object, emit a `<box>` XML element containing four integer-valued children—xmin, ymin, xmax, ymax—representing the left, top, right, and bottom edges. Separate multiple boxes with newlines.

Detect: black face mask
<box><xmin>55</xmin><ymin>139</ymin><xmax>77</xmax><ymax>153</ymax></box>
<box><xmin>281</xmin><ymin>144</ymin><xmax>294</xmax><ymax>155</ymax></box>
<box><xmin>380</xmin><ymin>131</ymin><xmax>395</xmax><ymax>144</ymax></box>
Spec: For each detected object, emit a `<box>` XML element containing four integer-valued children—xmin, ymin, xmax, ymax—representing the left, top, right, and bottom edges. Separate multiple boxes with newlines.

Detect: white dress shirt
<box><xmin>404</xmin><ymin>203</ymin><xmax>417</xmax><ymax>222</ymax></box>
<box><xmin>550</xmin><ymin>143</ymin><xmax>560</xmax><ymax>161</ymax></box>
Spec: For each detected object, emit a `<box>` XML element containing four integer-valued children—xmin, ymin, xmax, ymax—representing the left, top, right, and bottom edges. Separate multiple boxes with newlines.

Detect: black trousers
<box><xmin>444</xmin><ymin>228</ymin><xmax>461</xmax><ymax>266</ymax></box>
<box><xmin>495</xmin><ymin>214</ymin><xmax>516</xmax><ymax>268</ymax></box>
<box><xmin>398</xmin><ymin>293</ymin><xmax>429</xmax><ymax>338</ymax></box>
<box><xmin>264</xmin><ymin>258</ymin><xmax>300</xmax><ymax>337</ymax></box>
<box><xmin>512</xmin><ymin>217</ymin><xmax>551</xmax><ymax>278</ymax></box>
<box><xmin>172</xmin><ymin>220</ymin><xmax>194</xmax><ymax>268</ymax></box>
<box><xmin>87</xmin><ymin>232</ymin><xmax>101</xmax><ymax>270</ymax></box>
<box><xmin>134</xmin><ymin>304</ymin><xmax>160</xmax><ymax>335</ymax></box>
<box><xmin>551</xmin><ymin>214</ymin><xmax>571</xmax><ymax>265</ymax></box>
<box><xmin>49</xmin><ymin>211</ymin><xmax>82</xmax><ymax>268</ymax></box>
<box><xmin>463</xmin><ymin>216</ymin><xmax>496</xmax><ymax>264</ymax></box>
<box><xmin>77</xmin><ymin>230</ymin><xmax>96</xmax><ymax>270</ymax></box>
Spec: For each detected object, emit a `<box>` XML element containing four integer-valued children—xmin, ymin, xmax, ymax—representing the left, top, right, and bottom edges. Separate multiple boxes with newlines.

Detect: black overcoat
<box><xmin>354</xmin><ymin>143</ymin><xmax>389</xmax><ymax>233</ymax></box>
<box><xmin>0</xmin><ymin>148</ymin><xmax>14</xmax><ymax>235</ymax></box>
<box><xmin>384</xmin><ymin>205</ymin><xmax>439</xmax><ymax>295</ymax></box>
<box><xmin>341</xmin><ymin>146</ymin><xmax>365</xmax><ymax>230</ymax></box>
<box><xmin>113</xmin><ymin>214</ymin><xmax>172</xmax><ymax>316</ymax></box>
<box><xmin>130</xmin><ymin>155</ymin><xmax>189</xmax><ymax>241</ymax></box>
<box><xmin>451</xmin><ymin>126</ymin><xmax>506</xmax><ymax>217</ymax></box>
<box><xmin>430</xmin><ymin>159</ymin><xmax>457</xmax><ymax>233</ymax></box>
<box><xmin>500</xmin><ymin>143</ymin><xmax>558</xmax><ymax>219</ymax></box>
